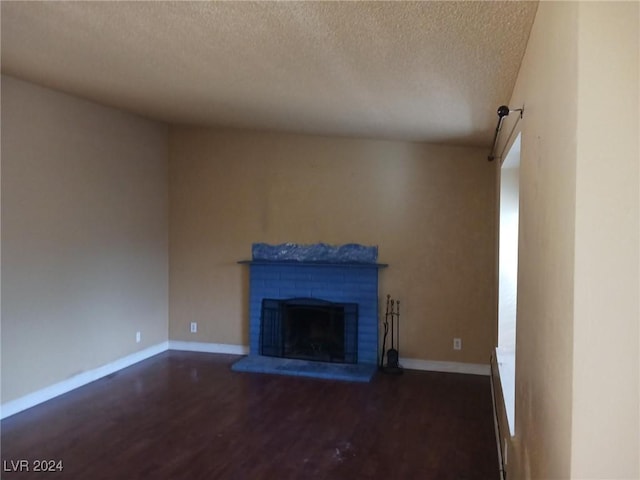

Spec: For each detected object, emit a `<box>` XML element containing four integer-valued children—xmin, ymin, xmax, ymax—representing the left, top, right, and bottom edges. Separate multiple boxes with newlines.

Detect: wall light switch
<box><xmin>453</xmin><ymin>338</ymin><xmax>462</xmax><ymax>350</ymax></box>
<box><xmin>136</xmin><ymin>331</ymin><xmax>141</xmax><ymax>343</ymax></box>
<box><xmin>190</xmin><ymin>322</ymin><xmax>197</xmax><ymax>333</ymax></box>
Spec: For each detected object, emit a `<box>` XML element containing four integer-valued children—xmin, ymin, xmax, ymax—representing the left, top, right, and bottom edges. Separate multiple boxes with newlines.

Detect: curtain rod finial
<box><xmin>497</xmin><ymin>105</ymin><xmax>510</xmax><ymax>118</ymax></box>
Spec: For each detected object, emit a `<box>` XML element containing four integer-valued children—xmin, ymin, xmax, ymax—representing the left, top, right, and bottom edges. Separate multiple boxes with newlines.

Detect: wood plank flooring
<box><xmin>1</xmin><ymin>351</ymin><xmax>498</xmax><ymax>479</ymax></box>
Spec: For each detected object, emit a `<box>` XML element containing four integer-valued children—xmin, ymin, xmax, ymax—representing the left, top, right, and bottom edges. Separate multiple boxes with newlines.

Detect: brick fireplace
<box><xmin>232</xmin><ymin>243</ymin><xmax>386</xmax><ymax>382</ymax></box>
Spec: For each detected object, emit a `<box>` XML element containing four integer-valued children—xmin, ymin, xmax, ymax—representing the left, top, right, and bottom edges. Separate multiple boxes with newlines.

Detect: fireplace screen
<box><xmin>260</xmin><ymin>298</ymin><xmax>358</xmax><ymax>364</ymax></box>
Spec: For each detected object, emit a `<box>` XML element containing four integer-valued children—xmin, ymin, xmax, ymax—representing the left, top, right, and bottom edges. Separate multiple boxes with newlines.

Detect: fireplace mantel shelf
<box><xmin>238</xmin><ymin>260</ymin><xmax>388</xmax><ymax>269</ymax></box>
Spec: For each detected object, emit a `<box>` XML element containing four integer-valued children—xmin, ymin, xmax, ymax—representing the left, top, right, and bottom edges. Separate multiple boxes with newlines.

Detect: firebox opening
<box><xmin>260</xmin><ymin>298</ymin><xmax>358</xmax><ymax>364</ymax></box>
<box><xmin>285</xmin><ymin>304</ymin><xmax>345</xmax><ymax>362</ymax></box>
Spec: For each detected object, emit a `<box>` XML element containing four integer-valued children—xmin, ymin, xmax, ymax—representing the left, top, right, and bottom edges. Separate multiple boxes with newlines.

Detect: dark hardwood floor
<box><xmin>1</xmin><ymin>351</ymin><xmax>498</xmax><ymax>479</ymax></box>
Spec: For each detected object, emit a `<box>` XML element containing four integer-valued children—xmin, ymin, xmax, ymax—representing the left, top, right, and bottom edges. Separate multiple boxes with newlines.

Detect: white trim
<box><xmin>0</xmin><ymin>344</ymin><xmax>487</xmax><ymax>420</ymax></box>
<box><xmin>168</xmin><ymin>340</ymin><xmax>249</xmax><ymax>355</ymax></box>
<box><xmin>399</xmin><ymin>357</ymin><xmax>490</xmax><ymax>376</ymax></box>
<box><xmin>490</xmin><ymin>361</ymin><xmax>507</xmax><ymax>480</ymax></box>
<box><xmin>0</xmin><ymin>342</ymin><xmax>169</xmax><ymax>420</ymax></box>
<box><xmin>495</xmin><ymin>347</ymin><xmax>516</xmax><ymax>436</ymax></box>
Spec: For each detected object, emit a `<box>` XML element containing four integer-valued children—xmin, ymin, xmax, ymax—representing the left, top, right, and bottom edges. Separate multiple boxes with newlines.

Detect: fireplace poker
<box><xmin>396</xmin><ymin>300</ymin><xmax>400</xmax><ymax>357</ymax></box>
<box><xmin>387</xmin><ymin>299</ymin><xmax>398</xmax><ymax>368</ymax></box>
<box><xmin>379</xmin><ymin>294</ymin><xmax>391</xmax><ymax>369</ymax></box>
<box><xmin>382</xmin><ymin>296</ymin><xmax>403</xmax><ymax>375</ymax></box>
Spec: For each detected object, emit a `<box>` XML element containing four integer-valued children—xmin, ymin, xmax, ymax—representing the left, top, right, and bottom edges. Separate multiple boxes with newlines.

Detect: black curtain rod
<box><xmin>488</xmin><ymin>105</ymin><xmax>524</xmax><ymax>162</ymax></box>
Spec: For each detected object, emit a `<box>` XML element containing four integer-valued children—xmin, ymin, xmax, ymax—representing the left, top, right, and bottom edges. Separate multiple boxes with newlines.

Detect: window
<box><xmin>497</xmin><ymin>134</ymin><xmax>520</xmax><ymax>435</ymax></box>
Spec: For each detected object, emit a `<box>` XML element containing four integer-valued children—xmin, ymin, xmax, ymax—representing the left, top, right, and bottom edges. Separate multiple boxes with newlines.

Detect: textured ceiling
<box><xmin>1</xmin><ymin>1</ymin><xmax>538</xmax><ymax>147</ymax></box>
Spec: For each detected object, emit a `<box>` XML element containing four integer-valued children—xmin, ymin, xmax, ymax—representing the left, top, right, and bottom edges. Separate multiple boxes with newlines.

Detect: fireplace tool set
<box><xmin>380</xmin><ymin>294</ymin><xmax>403</xmax><ymax>375</ymax></box>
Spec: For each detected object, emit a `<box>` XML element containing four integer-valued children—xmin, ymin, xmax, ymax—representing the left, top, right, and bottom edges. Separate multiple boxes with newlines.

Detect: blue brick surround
<box><xmin>246</xmin><ymin>262</ymin><xmax>384</xmax><ymax>365</ymax></box>
<box><xmin>242</xmin><ymin>260</ymin><xmax>386</xmax><ymax>365</ymax></box>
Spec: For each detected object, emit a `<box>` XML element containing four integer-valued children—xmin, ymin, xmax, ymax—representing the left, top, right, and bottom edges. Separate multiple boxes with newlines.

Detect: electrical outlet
<box><xmin>136</xmin><ymin>331</ymin><xmax>141</xmax><ymax>343</ymax></box>
<box><xmin>453</xmin><ymin>337</ymin><xmax>462</xmax><ymax>350</ymax></box>
<box><xmin>190</xmin><ymin>322</ymin><xmax>197</xmax><ymax>333</ymax></box>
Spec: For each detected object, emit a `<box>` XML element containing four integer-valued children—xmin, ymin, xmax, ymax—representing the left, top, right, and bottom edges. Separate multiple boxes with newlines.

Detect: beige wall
<box><xmin>1</xmin><ymin>76</ymin><xmax>169</xmax><ymax>403</ymax></box>
<box><xmin>495</xmin><ymin>2</ymin><xmax>639</xmax><ymax>479</ymax></box>
<box><xmin>495</xmin><ymin>2</ymin><xmax>579</xmax><ymax>478</ymax></box>
<box><xmin>571</xmin><ymin>2</ymin><xmax>639</xmax><ymax>478</ymax></box>
<box><xmin>169</xmin><ymin>128</ymin><xmax>497</xmax><ymax>364</ymax></box>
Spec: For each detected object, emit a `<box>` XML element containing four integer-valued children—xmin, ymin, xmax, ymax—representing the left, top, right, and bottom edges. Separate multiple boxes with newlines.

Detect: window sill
<box><xmin>495</xmin><ymin>347</ymin><xmax>515</xmax><ymax>436</ymax></box>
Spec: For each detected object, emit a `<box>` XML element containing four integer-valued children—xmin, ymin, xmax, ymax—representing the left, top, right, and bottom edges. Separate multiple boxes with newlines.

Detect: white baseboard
<box><xmin>0</xmin><ymin>342</ymin><xmax>169</xmax><ymax>420</ymax></box>
<box><xmin>168</xmin><ymin>345</ymin><xmax>489</xmax><ymax>376</ymax></box>
<box><xmin>168</xmin><ymin>340</ymin><xmax>249</xmax><ymax>355</ymax></box>
<box><xmin>0</xmin><ymin>343</ymin><xmax>485</xmax><ymax>420</ymax></box>
<box><xmin>399</xmin><ymin>357</ymin><xmax>490</xmax><ymax>376</ymax></box>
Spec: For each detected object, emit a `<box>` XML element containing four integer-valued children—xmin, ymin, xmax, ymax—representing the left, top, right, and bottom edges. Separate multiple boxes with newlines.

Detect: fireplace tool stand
<box><xmin>380</xmin><ymin>294</ymin><xmax>403</xmax><ymax>375</ymax></box>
